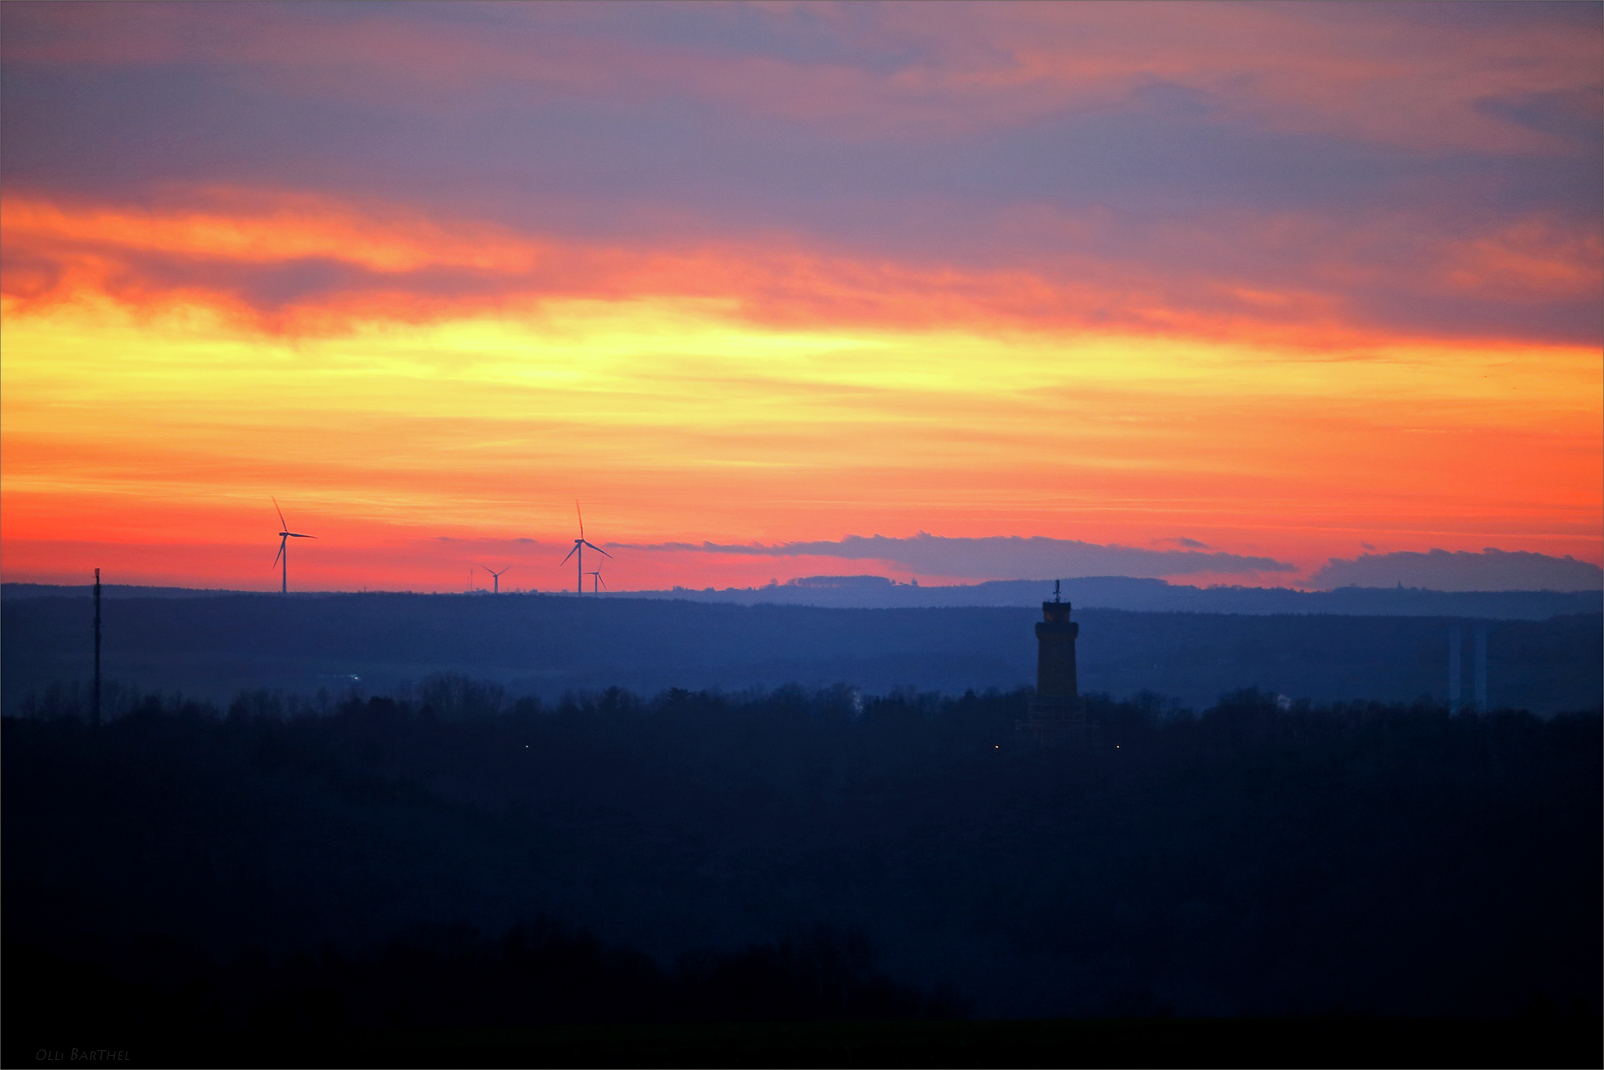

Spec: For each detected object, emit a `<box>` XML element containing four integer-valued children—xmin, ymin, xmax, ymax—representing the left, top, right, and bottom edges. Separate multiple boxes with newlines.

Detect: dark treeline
<box><xmin>7</xmin><ymin>678</ymin><xmax>1599</xmax><ymax>1036</ymax></box>
<box><xmin>11</xmin><ymin>920</ymin><xmax>956</xmax><ymax>1039</ymax></box>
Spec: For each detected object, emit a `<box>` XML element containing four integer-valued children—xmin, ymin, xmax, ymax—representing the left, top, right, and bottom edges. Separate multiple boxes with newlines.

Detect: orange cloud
<box><xmin>5</xmin><ymin>190</ymin><xmax>1595</xmax><ymax>350</ymax></box>
<box><xmin>0</xmin><ymin>191</ymin><xmax>541</xmax><ymax>274</ymax></box>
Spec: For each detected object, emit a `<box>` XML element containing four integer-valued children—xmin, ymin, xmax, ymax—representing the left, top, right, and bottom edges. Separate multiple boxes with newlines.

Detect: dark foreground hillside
<box><xmin>6</xmin><ymin>685</ymin><xmax>1598</xmax><ymax>1063</ymax></box>
<box><xmin>4</xmin><ymin>591</ymin><xmax>1600</xmax><ymax>713</ymax></box>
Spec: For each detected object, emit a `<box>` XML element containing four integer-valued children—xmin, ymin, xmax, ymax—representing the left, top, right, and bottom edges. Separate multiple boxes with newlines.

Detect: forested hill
<box><xmin>5</xmin><ymin>578</ymin><xmax>1600</xmax><ymax>617</ymax></box>
<box><xmin>596</xmin><ymin>579</ymin><xmax>1603</xmax><ymax>617</ymax></box>
<box><xmin>4</xmin><ymin>591</ymin><xmax>1599</xmax><ymax>716</ymax></box>
<box><xmin>5</xmin><ymin>689</ymin><xmax>1599</xmax><ymax>1025</ymax></box>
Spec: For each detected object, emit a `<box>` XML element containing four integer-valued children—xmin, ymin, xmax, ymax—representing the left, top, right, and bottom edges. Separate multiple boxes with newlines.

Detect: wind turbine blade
<box><xmin>598</xmin><ymin>575</ymin><xmax>608</xmax><ymax>590</ymax></box>
<box><xmin>273</xmin><ymin>537</ymin><xmax>285</xmax><ymax>567</ymax></box>
<box><xmin>287</xmin><ymin>532</ymin><xmax>316</xmax><ymax>538</ymax></box>
<box><xmin>273</xmin><ymin>497</ymin><xmax>288</xmax><ymax>531</ymax></box>
<box><xmin>576</xmin><ymin>501</ymin><xmax>584</xmax><ymax>541</ymax></box>
<box><xmin>582</xmin><ymin>541</ymin><xmax>612</xmax><ymax>557</ymax></box>
<box><xmin>560</xmin><ymin>544</ymin><xmax>579</xmax><ymax>565</ymax></box>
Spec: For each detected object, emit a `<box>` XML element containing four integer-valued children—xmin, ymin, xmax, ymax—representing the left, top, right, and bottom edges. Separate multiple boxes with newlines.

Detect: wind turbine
<box><xmin>483</xmin><ymin>565</ymin><xmax>511</xmax><ymax>594</ymax></box>
<box><xmin>560</xmin><ymin>502</ymin><xmax>610</xmax><ymax>594</ymax></box>
<box><xmin>272</xmin><ymin>498</ymin><xmax>316</xmax><ymax>594</ymax></box>
<box><xmin>586</xmin><ymin>569</ymin><xmax>607</xmax><ymax>594</ymax></box>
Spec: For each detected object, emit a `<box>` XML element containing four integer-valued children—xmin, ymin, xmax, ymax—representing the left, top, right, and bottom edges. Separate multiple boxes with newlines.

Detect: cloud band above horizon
<box><xmin>612</xmin><ymin>533</ymin><xmax>1298</xmax><ymax>581</ymax></box>
<box><xmin>1310</xmin><ymin>548</ymin><xmax>1603</xmax><ymax>592</ymax></box>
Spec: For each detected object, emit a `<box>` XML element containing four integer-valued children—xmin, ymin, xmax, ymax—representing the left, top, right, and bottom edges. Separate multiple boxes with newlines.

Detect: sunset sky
<box><xmin>3</xmin><ymin>1</ymin><xmax>1600</xmax><ymax>593</ymax></box>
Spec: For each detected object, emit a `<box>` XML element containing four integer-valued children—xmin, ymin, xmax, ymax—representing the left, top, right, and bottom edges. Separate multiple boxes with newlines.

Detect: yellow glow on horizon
<box><xmin>5</xmin><ymin>288</ymin><xmax>1598</xmax><ymax>575</ymax></box>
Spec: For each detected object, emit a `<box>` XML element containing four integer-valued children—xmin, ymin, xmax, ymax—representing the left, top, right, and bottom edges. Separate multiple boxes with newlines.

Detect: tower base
<box><xmin>1020</xmin><ymin>694</ymin><xmax>1094</xmax><ymax>748</ymax></box>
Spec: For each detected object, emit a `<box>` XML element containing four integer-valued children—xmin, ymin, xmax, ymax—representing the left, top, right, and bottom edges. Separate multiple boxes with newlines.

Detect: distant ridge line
<box><xmin>3</xmin><ymin>578</ymin><xmax>1598</xmax><ymax>620</ymax></box>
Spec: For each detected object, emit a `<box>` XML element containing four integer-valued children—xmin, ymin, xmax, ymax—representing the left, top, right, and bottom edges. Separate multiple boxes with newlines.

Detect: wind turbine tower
<box><xmin>483</xmin><ymin>565</ymin><xmax>511</xmax><ymax>594</ymax></box>
<box><xmin>272</xmin><ymin>498</ymin><xmax>317</xmax><ymax>594</ymax></box>
<box><xmin>560</xmin><ymin>502</ymin><xmax>611</xmax><ymax>594</ymax></box>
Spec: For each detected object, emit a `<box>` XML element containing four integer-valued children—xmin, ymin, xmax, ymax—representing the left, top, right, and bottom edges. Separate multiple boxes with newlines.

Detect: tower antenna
<box><xmin>92</xmin><ymin>567</ymin><xmax>102</xmax><ymax>729</ymax></box>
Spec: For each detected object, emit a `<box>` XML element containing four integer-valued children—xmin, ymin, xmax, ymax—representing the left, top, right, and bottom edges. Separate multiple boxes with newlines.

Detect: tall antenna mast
<box><xmin>1054</xmin><ymin>579</ymin><xmax>1061</xmax><ymax>603</ymax></box>
<box><xmin>92</xmin><ymin>567</ymin><xmax>102</xmax><ymax>729</ymax></box>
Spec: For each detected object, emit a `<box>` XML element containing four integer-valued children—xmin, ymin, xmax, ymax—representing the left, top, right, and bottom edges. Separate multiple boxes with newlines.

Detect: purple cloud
<box><xmin>1</xmin><ymin>1</ymin><xmax>1596</xmax><ymax>344</ymax></box>
<box><xmin>612</xmin><ymin>533</ymin><xmax>1295</xmax><ymax>580</ymax></box>
<box><xmin>1309</xmin><ymin>548</ymin><xmax>1602</xmax><ymax>592</ymax></box>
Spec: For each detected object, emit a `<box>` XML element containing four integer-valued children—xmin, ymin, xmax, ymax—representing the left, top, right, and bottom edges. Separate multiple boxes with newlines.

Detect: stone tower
<box><xmin>1025</xmin><ymin>580</ymin><xmax>1089</xmax><ymax>744</ymax></box>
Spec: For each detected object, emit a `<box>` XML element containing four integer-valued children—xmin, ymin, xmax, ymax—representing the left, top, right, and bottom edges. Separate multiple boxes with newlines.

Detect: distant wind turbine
<box><xmin>586</xmin><ymin>569</ymin><xmax>607</xmax><ymax>594</ymax></box>
<box><xmin>272</xmin><ymin>498</ymin><xmax>316</xmax><ymax>594</ymax></box>
<box><xmin>560</xmin><ymin>502</ymin><xmax>611</xmax><ymax>594</ymax></box>
<box><xmin>483</xmin><ymin>565</ymin><xmax>511</xmax><ymax>594</ymax></box>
